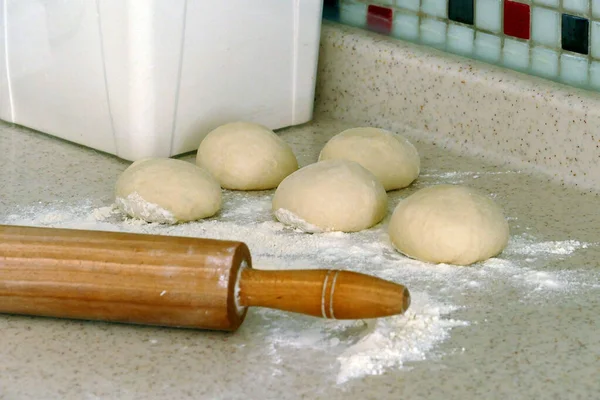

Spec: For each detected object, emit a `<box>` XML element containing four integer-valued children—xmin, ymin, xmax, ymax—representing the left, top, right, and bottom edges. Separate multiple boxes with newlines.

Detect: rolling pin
<box><xmin>0</xmin><ymin>225</ymin><xmax>410</xmax><ymax>331</ymax></box>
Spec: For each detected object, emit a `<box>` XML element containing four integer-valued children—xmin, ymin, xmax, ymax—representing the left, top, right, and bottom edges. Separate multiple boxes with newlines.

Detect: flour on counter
<box><xmin>2</xmin><ymin>193</ymin><xmax>595</xmax><ymax>384</ymax></box>
<box><xmin>116</xmin><ymin>193</ymin><xmax>177</xmax><ymax>224</ymax></box>
<box><xmin>418</xmin><ymin>170</ymin><xmax>521</xmax><ymax>184</ymax></box>
<box><xmin>273</xmin><ymin>208</ymin><xmax>322</xmax><ymax>233</ymax></box>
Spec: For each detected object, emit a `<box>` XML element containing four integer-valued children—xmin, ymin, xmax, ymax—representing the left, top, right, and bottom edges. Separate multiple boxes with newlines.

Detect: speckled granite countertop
<box><xmin>1</xmin><ymin>117</ymin><xmax>599</xmax><ymax>399</ymax></box>
<box><xmin>2</xmin><ymin>22</ymin><xmax>600</xmax><ymax>400</ymax></box>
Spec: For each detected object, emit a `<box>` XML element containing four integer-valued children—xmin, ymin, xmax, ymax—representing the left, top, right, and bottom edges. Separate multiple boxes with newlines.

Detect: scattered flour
<box><xmin>335</xmin><ymin>292</ymin><xmax>467</xmax><ymax>384</ymax></box>
<box><xmin>1</xmin><ymin>193</ymin><xmax>594</xmax><ymax>384</ymax></box>
<box><xmin>115</xmin><ymin>192</ymin><xmax>177</xmax><ymax>224</ymax></box>
<box><xmin>419</xmin><ymin>170</ymin><xmax>521</xmax><ymax>184</ymax></box>
<box><xmin>273</xmin><ymin>208</ymin><xmax>322</xmax><ymax>233</ymax></box>
<box><xmin>504</xmin><ymin>235</ymin><xmax>589</xmax><ymax>256</ymax></box>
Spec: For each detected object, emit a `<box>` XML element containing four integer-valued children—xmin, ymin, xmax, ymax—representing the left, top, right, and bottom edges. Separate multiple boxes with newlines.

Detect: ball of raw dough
<box><xmin>318</xmin><ymin>127</ymin><xmax>420</xmax><ymax>191</ymax></box>
<box><xmin>272</xmin><ymin>160</ymin><xmax>388</xmax><ymax>232</ymax></box>
<box><xmin>115</xmin><ymin>158</ymin><xmax>221</xmax><ymax>224</ymax></box>
<box><xmin>196</xmin><ymin>121</ymin><xmax>298</xmax><ymax>190</ymax></box>
<box><xmin>388</xmin><ymin>185</ymin><xmax>509</xmax><ymax>265</ymax></box>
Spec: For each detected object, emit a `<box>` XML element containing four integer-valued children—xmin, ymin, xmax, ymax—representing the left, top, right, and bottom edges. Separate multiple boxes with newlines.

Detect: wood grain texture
<box><xmin>239</xmin><ymin>268</ymin><xmax>410</xmax><ymax>319</ymax></box>
<box><xmin>0</xmin><ymin>225</ymin><xmax>250</xmax><ymax>331</ymax></box>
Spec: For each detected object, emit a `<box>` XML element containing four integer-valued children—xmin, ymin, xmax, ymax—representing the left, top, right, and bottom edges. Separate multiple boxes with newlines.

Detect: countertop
<box><xmin>1</xmin><ymin>117</ymin><xmax>599</xmax><ymax>400</ymax></box>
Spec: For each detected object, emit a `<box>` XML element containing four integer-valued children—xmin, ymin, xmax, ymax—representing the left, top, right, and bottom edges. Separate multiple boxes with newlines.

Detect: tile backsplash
<box><xmin>323</xmin><ymin>0</ymin><xmax>600</xmax><ymax>92</ymax></box>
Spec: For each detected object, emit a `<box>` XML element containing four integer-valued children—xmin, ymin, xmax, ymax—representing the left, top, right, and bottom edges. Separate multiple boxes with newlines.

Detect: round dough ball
<box><xmin>388</xmin><ymin>185</ymin><xmax>509</xmax><ymax>265</ymax></box>
<box><xmin>318</xmin><ymin>127</ymin><xmax>420</xmax><ymax>191</ymax></box>
<box><xmin>272</xmin><ymin>160</ymin><xmax>388</xmax><ymax>233</ymax></box>
<box><xmin>196</xmin><ymin>122</ymin><xmax>298</xmax><ymax>190</ymax></box>
<box><xmin>115</xmin><ymin>158</ymin><xmax>221</xmax><ymax>224</ymax></box>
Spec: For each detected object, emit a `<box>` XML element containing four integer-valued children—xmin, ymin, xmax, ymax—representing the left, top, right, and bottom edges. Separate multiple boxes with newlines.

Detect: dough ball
<box><xmin>318</xmin><ymin>127</ymin><xmax>420</xmax><ymax>191</ymax></box>
<box><xmin>388</xmin><ymin>185</ymin><xmax>509</xmax><ymax>265</ymax></box>
<box><xmin>115</xmin><ymin>158</ymin><xmax>221</xmax><ymax>224</ymax></box>
<box><xmin>272</xmin><ymin>160</ymin><xmax>388</xmax><ymax>232</ymax></box>
<box><xmin>196</xmin><ymin>121</ymin><xmax>298</xmax><ymax>190</ymax></box>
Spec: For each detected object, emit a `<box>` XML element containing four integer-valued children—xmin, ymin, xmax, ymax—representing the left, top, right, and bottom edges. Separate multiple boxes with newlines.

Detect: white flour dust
<box><xmin>115</xmin><ymin>192</ymin><xmax>177</xmax><ymax>224</ymax></box>
<box><xmin>419</xmin><ymin>170</ymin><xmax>521</xmax><ymax>185</ymax></box>
<box><xmin>273</xmin><ymin>208</ymin><xmax>322</xmax><ymax>233</ymax></box>
<box><xmin>1</xmin><ymin>193</ymin><xmax>594</xmax><ymax>384</ymax></box>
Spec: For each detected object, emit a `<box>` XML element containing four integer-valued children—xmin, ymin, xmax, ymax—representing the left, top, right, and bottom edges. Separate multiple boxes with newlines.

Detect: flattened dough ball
<box><xmin>196</xmin><ymin>122</ymin><xmax>298</xmax><ymax>190</ymax></box>
<box><xmin>319</xmin><ymin>127</ymin><xmax>420</xmax><ymax>191</ymax></box>
<box><xmin>115</xmin><ymin>158</ymin><xmax>221</xmax><ymax>224</ymax></box>
<box><xmin>388</xmin><ymin>185</ymin><xmax>509</xmax><ymax>265</ymax></box>
<box><xmin>272</xmin><ymin>160</ymin><xmax>388</xmax><ymax>232</ymax></box>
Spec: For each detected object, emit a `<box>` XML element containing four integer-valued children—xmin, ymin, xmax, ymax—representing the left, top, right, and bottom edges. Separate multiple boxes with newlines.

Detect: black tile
<box><xmin>449</xmin><ymin>0</ymin><xmax>474</xmax><ymax>25</ymax></box>
<box><xmin>323</xmin><ymin>0</ymin><xmax>340</xmax><ymax>21</ymax></box>
<box><xmin>562</xmin><ymin>14</ymin><xmax>589</xmax><ymax>55</ymax></box>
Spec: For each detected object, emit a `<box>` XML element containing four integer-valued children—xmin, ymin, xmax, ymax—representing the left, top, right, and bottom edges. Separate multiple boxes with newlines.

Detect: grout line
<box><xmin>558</xmin><ymin>0</ymin><xmax>564</xmax><ymax>81</ymax></box>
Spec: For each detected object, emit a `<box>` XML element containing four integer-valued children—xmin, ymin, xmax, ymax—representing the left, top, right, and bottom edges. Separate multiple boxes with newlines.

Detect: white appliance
<box><xmin>0</xmin><ymin>0</ymin><xmax>323</xmax><ymax>160</ymax></box>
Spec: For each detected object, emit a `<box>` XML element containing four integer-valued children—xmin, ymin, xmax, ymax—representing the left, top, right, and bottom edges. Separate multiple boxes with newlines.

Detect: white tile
<box><xmin>421</xmin><ymin>0</ymin><xmax>447</xmax><ymax>18</ymax></box>
<box><xmin>594</xmin><ymin>0</ymin><xmax>600</xmax><ymax>19</ymax></box>
<box><xmin>560</xmin><ymin>54</ymin><xmax>589</xmax><ymax>87</ymax></box>
<box><xmin>393</xmin><ymin>12</ymin><xmax>420</xmax><ymax>41</ymax></box>
<box><xmin>376</xmin><ymin>0</ymin><xmax>395</xmax><ymax>5</ymax></box>
<box><xmin>474</xmin><ymin>32</ymin><xmax>502</xmax><ymax>63</ymax></box>
<box><xmin>447</xmin><ymin>24</ymin><xmax>475</xmax><ymax>56</ymax></box>
<box><xmin>590</xmin><ymin>61</ymin><xmax>600</xmax><ymax>90</ymax></box>
<box><xmin>531</xmin><ymin>47</ymin><xmax>559</xmax><ymax>78</ymax></box>
<box><xmin>563</xmin><ymin>0</ymin><xmax>588</xmax><ymax>14</ymax></box>
<box><xmin>503</xmin><ymin>38</ymin><xmax>530</xmax><ymax>72</ymax></box>
<box><xmin>592</xmin><ymin>21</ymin><xmax>600</xmax><ymax>58</ymax></box>
<box><xmin>475</xmin><ymin>0</ymin><xmax>501</xmax><ymax>33</ymax></box>
<box><xmin>397</xmin><ymin>0</ymin><xmax>420</xmax><ymax>12</ymax></box>
<box><xmin>339</xmin><ymin>2</ymin><xmax>368</xmax><ymax>28</ymax></box>
<box><xmin>533</xmin><ymin>0</ymin><xmax>559</xmax><ymax>7</ymax></box>
<box><xmin>531</xmin><ymin>7</ymin><xmax>559</xmax><ymax>48</ymax></box>
<box><xmin>420</xmin><ymin>18</ymin><xmax>447</xmax><ymax>48</ymax></box>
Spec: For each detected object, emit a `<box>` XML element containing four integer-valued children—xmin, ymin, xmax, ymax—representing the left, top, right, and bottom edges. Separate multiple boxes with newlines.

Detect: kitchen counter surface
<box><xmin>1</xmin><ymin>117</ymin><xmax>599</xmax><ymax>400</ymax></box>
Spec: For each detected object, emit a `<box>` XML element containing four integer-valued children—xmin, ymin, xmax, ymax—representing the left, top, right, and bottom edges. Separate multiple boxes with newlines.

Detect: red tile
<box><xmin>367</xmin><ymin>5</ymin><xmax>393</xmax><ymax>34</ymax></box>
<box><xmin>504</xmin><ymin>0</ymin><xmax>530</xmax><ymax>40</ymax></box>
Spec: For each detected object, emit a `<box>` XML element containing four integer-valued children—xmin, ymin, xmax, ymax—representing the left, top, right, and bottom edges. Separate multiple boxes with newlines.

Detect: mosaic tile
<box><xmin>421</xmin><ymin>0</ymin><xmax>448</xmax><ymax>18</ymax></box>
<box><xmin>593</xmin><ymin>0</ymin><xmax>600</xmax><ymax>19</ymax></box>
<box><xmin>562</xmin><ymin>14</ymin><xmax>589</xmax><ymax>55</ymax></box>
<box><xmin>323</xmin><ymin>0</ymin><xmax>340</xmax><ymax>21</ymax></box>
<box><xmin>563</xmin><ymin>0</ymin><xmax>588</xmax><ymax>15</ymax></box>
<box><xmin>367</xmin><ymin>5</ymin><xmax>394</xmax><ymax>34</ymax></box>
<box><xmin>339</xmin><ymin>1</ymin><xmax>367</xmax><ymax>28</ymax></box>
<box><xmin>531</xmin><ymin>46</ymin><xmax>559</xmax><ymax>78</ymax></box>
<box><xmin>591</xmin><ymin>21</ymin><xmax>600</xmax><ymax>58</ymax></box>
<box><xmin>475</xmin><ymin>0</ymin><xmax>502</xmax><ymax>33</ymax></box>
<box><xmin>531</xmin><ymin>7</ymin><xmax>560</xmax><ymax>47</ymax></box>
<box><xmin>393</xmin><ymin>11</ymin><xmax>420</xmax><ymax>41</ymax></box>
<box><xmin>504</xmin><ymin>1</ymin><xmax>531</xmax><ymax>40</ymax></box>
<box><xmin>449</xmin><ymin>0</ymin><xmax>475</xmax><ymax>25</ymax></box>
<box><xmin>503</xmin><ymin>38</ymin><xmax>530</xmax><ymax>71</ymax></box>
<box><xmin>474</xmin><ymin>31</ymin><xmax>502</xmax><ymax>62</ymax></box>
<box><xmin>560</xmin><ymin>53</ymin><xmax>589</xmax><ymax>86</ymax></box>
<box><xmin>590</xmin><ymin>61</ymin><xmax>600</xmax><ymax>89</ymax></box>
<box><xmin>420</xmin><ymin>18</ymin><xmax>447</xmax><ymax>48</ymax></box>
<box><xmin>532</xmin><ymin>0</ymin><xmax>559</xmax><ymax>8</ymax></box>
<box><xmin>447</xmin><ymin>24</ymin><xmax>475</xmax><ymax>55</ymax></box>
<box><xmin>397</xmin><ymin>0</ymin><xmax>420</xmax><ymax>12</ymax></box>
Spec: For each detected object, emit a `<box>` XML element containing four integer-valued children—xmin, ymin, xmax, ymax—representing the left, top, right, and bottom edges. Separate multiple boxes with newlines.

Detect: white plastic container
<box><xmin>0</xmin><ymin>0</ymin><xmax>323</xmax><ymax>160</ymax></box>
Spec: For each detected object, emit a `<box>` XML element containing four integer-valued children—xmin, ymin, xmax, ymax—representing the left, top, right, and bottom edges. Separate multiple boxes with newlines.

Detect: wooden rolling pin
<box><xmin>0</xmin><ymin>225</ymin><xmax>410</xmax><ymax>331</ymax></box>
